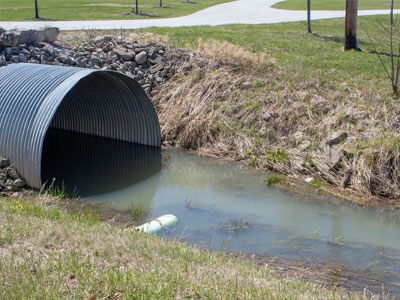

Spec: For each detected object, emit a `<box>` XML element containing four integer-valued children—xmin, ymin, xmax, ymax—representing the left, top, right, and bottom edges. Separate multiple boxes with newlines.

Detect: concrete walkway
<box><xmin>0</xmin><ymin>0</ymin><xmax>391</xmax><ymax>31</ymax></box>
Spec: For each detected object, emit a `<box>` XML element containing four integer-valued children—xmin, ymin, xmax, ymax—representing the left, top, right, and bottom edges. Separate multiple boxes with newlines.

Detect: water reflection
<box><xmin>41</xmin><ymin>128</ymin><xmax>161</xmax><ymax>197</ymax></box>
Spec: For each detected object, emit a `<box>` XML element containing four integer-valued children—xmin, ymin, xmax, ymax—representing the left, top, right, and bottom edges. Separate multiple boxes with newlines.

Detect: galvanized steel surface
<box><xmin>0</xmin><ymin>63</ymin><xmax>161</xmax><ymax>189</ymax></box>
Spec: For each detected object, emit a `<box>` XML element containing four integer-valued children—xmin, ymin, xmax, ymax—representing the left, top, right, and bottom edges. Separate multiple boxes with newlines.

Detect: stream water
<box><xmin>42</xmin><ymin>129</ymin><xmax>400</xmax><ymax>295</ymax></box>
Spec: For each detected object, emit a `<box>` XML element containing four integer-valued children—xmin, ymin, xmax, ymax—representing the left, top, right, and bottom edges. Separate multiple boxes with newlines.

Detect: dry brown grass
<box><xmin>196</xmin><ymin>38</ymin><xmax>275</xmax><ymax>70</ymax></box>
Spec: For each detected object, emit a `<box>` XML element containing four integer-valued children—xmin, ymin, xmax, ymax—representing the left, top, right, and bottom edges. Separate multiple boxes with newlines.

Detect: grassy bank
<box><xmin>130</xmin><ymin>15</ymin><xmax>400</xmax><ymax>203</ymax></box>
<box><xmin>272</xmin><ymin>0</ymin><xmax>398</xmax><ymax>11</ymax></box>
<box><xmin>0</xmin><ymin>0</ymin><xmax>232</xmax><ymax>21</ymax></box>
<box><xmin>0</xmin><ymin>195</ymin><xmax>370</xmax><ymax>299</ymax></box>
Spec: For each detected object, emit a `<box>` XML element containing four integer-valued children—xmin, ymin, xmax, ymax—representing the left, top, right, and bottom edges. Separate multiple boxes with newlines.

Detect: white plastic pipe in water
<box><xmin>136</xmin><ymin>214</ymin><xmax>178</xmax><ymax>234</ymax></box>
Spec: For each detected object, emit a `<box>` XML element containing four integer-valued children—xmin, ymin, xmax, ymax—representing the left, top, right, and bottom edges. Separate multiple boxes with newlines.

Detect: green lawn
<box><xmin>273</xmin><ymin>0</ymin><xmax>398</xmax><ymax>11</ymax></box>
<box><xmin>143</xmin><ymin>14</ymin><xmax>396</xmax><ymax>92</ymax></box>
<box><xmin>0</xmin><ymin>0</ymin><xmax>233</xmax><ymax>21</ymax></box>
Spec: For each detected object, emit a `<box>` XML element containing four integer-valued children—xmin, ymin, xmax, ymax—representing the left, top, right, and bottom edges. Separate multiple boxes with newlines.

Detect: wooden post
<box><xmin>160</xmin><ymin>0</ymin><xmax>162</xmax><ymax>7</ymax></box>
<box><xmin>34</xmin><ymin>0</ymin><xmax>39</xmax><ymax>19</ymax></box>
<box><xmin>344</xmin><ymin>0</ymin><xmax>359</xmax><ymax>50</ymax></box>
<box><xmin>135</xmin><ymin>0</ymin><xmax>138</xmax><ymax>14</ymax></box>
<box><xmin>307</xmin><ymin>0</ymin><xmax>311</xmax><ymax>33</ymax></box>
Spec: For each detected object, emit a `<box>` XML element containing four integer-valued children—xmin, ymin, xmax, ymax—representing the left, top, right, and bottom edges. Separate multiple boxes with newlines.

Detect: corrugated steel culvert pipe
<box><xmin>0</xmin><ymin>63</ymin><xmax>161</xmax><ymax>189</ymax></box>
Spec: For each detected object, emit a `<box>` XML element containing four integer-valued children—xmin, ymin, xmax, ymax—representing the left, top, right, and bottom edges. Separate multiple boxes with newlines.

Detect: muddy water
<box><xmin>43</xmin><ymin>131</ymin><xmax>400</xmax><ymax>295</ymax></box>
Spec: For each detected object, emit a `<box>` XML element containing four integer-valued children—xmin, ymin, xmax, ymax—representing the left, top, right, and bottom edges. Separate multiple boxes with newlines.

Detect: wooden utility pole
<box><xmin>160</xmin><ymin>0</ymin><xmax>162</xmax><ymax>7</ymax></box>
<box><xmin>34</xmin><ymin>0</ymin><xmax>39</xmax><ymax>19</ymax></box>
<box><xmin>135</xmin><ymin>0</ymin><xmax>138</xmax><ymax>14</ymax></box>
<box><xmin>344</xmin><ymin>0</ymin><xmax>359</xmax><ymax>50</ymax></box>
<box><xmin>307</xmin><ymin>0</ymin><xmax>311</xmax><ymax>33</ymax></box>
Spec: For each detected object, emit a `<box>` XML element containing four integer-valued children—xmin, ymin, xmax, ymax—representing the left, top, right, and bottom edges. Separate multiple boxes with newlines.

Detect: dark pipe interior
<box><xmin>41</xmin><ymin>128</ymin><xmax>161</xmax><ymax>197</ymax></box>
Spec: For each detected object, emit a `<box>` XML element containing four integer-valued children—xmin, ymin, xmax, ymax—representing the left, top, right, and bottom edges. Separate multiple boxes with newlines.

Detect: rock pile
<box><xmin>0</xmin><ymin>28</ymin><xmax>197</xmax><ymax>96</ymax></box>
<box><xmin>0</xmin><ymin>27</ymin><xmax>59</xmax><ymax>47</ymax></box>
<box><xmin>0</xmin><ymin>156</ymin><xmax>26</xmax><ymax>196</ymax></box>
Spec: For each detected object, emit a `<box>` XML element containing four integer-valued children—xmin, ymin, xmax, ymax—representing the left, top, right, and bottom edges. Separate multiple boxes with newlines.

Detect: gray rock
<box><xmin>57</xmin><ymin>54</ymin><xmax>71</xmax><ymax>65</ymax></box>
<box><xmin>299</xmin><ymin>140</ymin><xmax>311</xmax><ymax>151</ymax></box>
<box><xmin>182</xmin><ymin>62</ymin><xmax>192</xmax><ymax>72</ymax></box>
<box><xmin>11</xmin><ymin>55</ymin><xmax>19</xmax><ymax>63</ymax></box>
<box><xmin>326</xmin><ymin>132</ymin><xmax>348</xmax><ymax>146</ymax></box>
<box><xmin>149</xmin><ymin>63</ymin><xmax>164</xmax><ymax>74</ymax></box>
<box><xmin>33</xmin><ymin>31</ymin><xmax>45</xmax><ymax>43</ymax></box>
<box><xmin>322</xmin><ymin>144</ymin><xmax>342</xmax><ymax>169</ymax></box>
<box><xmin>6</xmin><ymin>179</ymin><xmax>13</xmax><ymax>188</ymax></box>
<box><xmin>0</xmin><ymin>157</ymin><xmax>10</xmax><ymax>168</ymax></box>
<box><xmin>7</xmin><ymin>167</ymin><xmax>19</xmax><ymax>180</ymax></box>
<box><xmin>114</xmin><ymin>48</ymin><xmax>135</xmax><ymax>61</ymax></box>
<box><xmin>18</xmin><ymin>53</ymin><xmax>27</xmax><ymax>62</ymax></box>
<box><xmin>11</xmin><ymin>47</ymin><xmax>20</xmax><ymax>55</ymax></box>
<box><xmin>42</xmin><ymin>45</ymin><xmax>56</xmax><ymax>57</ymax></box>
<box><xmin>94</xmin><ymin>35</ymin><xmax>113</xmax><ymax>44</ymax></box>
<box><xmin>29</xmin><ymin>48</ymin><xmax>38</xmax><ymax>58</ymax></box>
<box><xmin>90</xmin><ymin>55</ymin><xmax>101</xmax><ymax>66</ymax></box>
<box><xmin>0</xmin><ymin>32</ymin><xmax>17</xmax><ymax>47</ymax></box>
<box><xmin>4</xmin><ymin>47</ymin><xmax>12</xmax><ymax>55</ymax></box>
<box><xmin>0</xmin><ymin>55</ymin><xmax>6</xmax><ymax>66</ymax></box>
<box><xmin>17</xmin><ymin>30</ymin><xmax>37</xmax><ymax>45</ymax></box>
<box><xmin>77</xmin><ymin>57</ymin><xmax>88</xmax><ymax>68</ymax></box>
<box><xmin>209</xmin><ymin>59</ymin><xmax>220</xmax><ymax>70</ymax></box>
<box><xmin>135</xmin><ymin>51</ymin><xmax>147</xmax><ymax>65</ymax></box>
<box><xmin>263</xmin><ymin>112</ymin><xmax>279</xmax><ymax>123</ymax></box>
<box><xmin>44</xmin><ymin>27</ymin><xmax>60</xmax><ymax>42</ymax></box>
<box><xmin>13</xmin><ymin>179</ymin><xmax>25</xmax><ymax>188</ymax></box>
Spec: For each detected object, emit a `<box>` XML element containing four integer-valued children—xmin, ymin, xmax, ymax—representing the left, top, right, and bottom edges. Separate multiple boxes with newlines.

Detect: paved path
<box><xmin>0</xmin><ymin>0</ymin><xmax>392</xmax><ymax>31</ymax></box>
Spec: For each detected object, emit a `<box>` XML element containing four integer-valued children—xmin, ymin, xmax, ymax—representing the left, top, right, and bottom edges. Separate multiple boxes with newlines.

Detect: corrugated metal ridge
<box><xmin>0</xmin><ymin>63</ymin><xmax>161</xmax><ymax>189</ymax></box>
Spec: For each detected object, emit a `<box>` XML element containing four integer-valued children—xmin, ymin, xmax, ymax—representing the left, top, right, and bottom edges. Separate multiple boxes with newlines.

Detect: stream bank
<box><xmin>1</xmin><ymin>28</ymin><xmax>400</xmax><ymax>206</ymax></box>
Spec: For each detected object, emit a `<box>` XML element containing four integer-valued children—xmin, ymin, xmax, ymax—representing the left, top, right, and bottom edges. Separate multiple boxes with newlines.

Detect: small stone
<box><xmin>299</xmin><ymin>140</ymin><xmax>311</xmax><ymax>150</ymax></box>
<box><xmin>135</xmin><ymin>51</ymin><xmax>147</xmax><ymax>65</ymax></box>
<box><xmin>326</xmin><ymin>132</ymin><xmax>348</xmax><ymax>146</ymax></box>
<box><xmin>11</xmin><ymin>55</ymin><xmax>19</xmax><ymax>63</ymax></box>
<box><xmin>94</xmin><ymin>35</ymin><xmax>113</xmax><ymax>44</ymax></box>
<box><xmin>43</xmin><ymin>27</ymin><xmax>60</xmax><ymax>43</ymax></box>
<box><xmin>57</xmin><ymin>54</ymin><xmax>71</xmax><ymax>65</ymax></box>
<box><xmin>0</xmin><ymin>157</ymin><xmax>10</xmax><ymax>168</ymax></box>
<box><xmin>149</xmin><ymin>63</ymin><xmax>163</xmax><ymax>74</ymax></box>
<box><xmin>182</xmin><ymin>62</ymin><xmax>192</xmax><ymax>72</ymax></box>
<box><xmin>90</xmin><ymin>56</ymin><xmax>101</xmax><ymax>66</ymax></box>
<box><xmin>7</xmin><ymin>167</ymin><xmax>19</xmax><ymax>179</ymax></box>
<box><xmin>263</xmin><ymin>112</ymin><xmax>278</xmax><ymax>123</ymax></box>
<box><xmin>13</xmin><ymin>179</ymin><xmax>25</xmax><ymax>188</ymax></box>
<box><xmin>114</xmin><ymin>48</ymin><xmax>135</xmax><ymax>61</ymax></box>
<box><xmin>18</xmin><ymin>53</ymin><xmax>27</xmax><ymax>62</ymax></box>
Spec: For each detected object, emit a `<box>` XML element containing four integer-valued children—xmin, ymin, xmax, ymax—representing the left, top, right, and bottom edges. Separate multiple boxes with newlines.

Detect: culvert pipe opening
<box><xmin>0</xmin><ymin>63</ymin><xmax>161</xmax><ymax>193</ymax></box>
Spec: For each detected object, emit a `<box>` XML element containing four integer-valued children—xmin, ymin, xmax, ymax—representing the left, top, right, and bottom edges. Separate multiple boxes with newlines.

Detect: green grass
<box><xmin>126</xmin><ymin>200</ymin><xmax>152</xmax><ymax>222</ymax></box>
<box><xmin>266</xmin><ymin>174</ymin><xmax>287</xmax><ymax>185</ymax></box>
<box><xmin>273</xmin><ymin>0</ymin><xmax>399</xmax><ymax>11</ymax></box>
<box><xmin>0</xmin><ymin>195</ymin><xmax>365</xmax><ymax>299</ymax></box>
<box><xmin>0</xmin><ymin>0</ymin><xmax>233</xmax><ymax>21</ymax></box>
<box><xmin>143</xmin><ymin>14</ymin><xmax>397</xmax><ymax>92</ymax></box>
